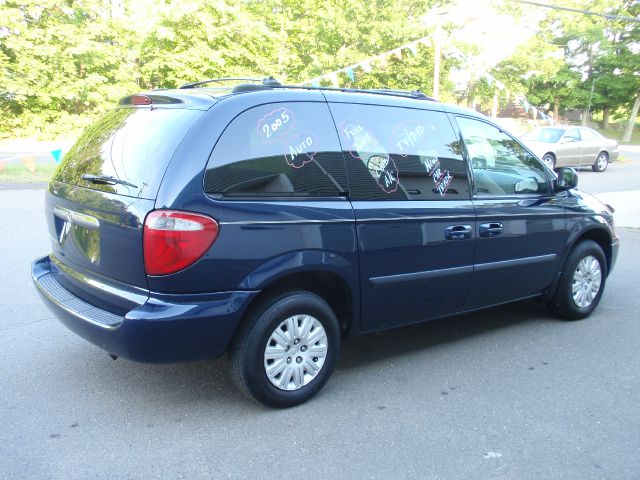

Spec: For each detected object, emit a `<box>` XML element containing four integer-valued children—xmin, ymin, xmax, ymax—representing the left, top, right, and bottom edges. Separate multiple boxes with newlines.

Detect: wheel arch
<box><xmin>240</xmin><ymin>268</ymin><xmax>356</xmax><ymax>337</ymax></box>
<box><xmin>544</xmin><ymin>226</ymin><xmax>612</xmax><ymax>301</ymax></box>
<box><xmin>575</xmin><ymin>227</ymin><xmax>613</xmax><ymax>274</ymax></box>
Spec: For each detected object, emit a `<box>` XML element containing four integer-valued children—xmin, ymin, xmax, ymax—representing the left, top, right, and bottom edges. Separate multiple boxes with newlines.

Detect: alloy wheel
<box><xmin>571</xmin><ymin>255</ymin><xmax>602</xmax><ymax>308</ymax></box>
<box><xmin>542</xmin><ymin>155</ymin><xmax>555</xmax><ymax>170</ymax></box>
<box><xmin>596</xmin><ymin>153</ymin><xmax>608</xmax><ymax>171</ymax></box>
<box><xmin>263</xmin><ymin>314</ymin><xmax>328</xmax><ymax>391</ymax></box>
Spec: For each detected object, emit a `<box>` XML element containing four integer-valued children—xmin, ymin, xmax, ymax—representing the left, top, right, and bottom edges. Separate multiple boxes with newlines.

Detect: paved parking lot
<box><xmin>1</xmin><ymin>158</ymin><xmax>639</xmax><ymax>479</ymax></box>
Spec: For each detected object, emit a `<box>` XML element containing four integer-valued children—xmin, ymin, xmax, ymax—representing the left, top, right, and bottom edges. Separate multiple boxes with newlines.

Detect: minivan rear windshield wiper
<box><xmin>81</xmin><ymin>174</ymin><xmax>138</xmax><ymax>189</ymax></box>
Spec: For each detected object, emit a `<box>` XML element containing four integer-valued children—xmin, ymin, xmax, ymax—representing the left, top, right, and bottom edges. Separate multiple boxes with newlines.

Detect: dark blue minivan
<box><xmin>32</xmin><ymin>79</ymin><xmax>619</xmax><ymax>407</ymax></box>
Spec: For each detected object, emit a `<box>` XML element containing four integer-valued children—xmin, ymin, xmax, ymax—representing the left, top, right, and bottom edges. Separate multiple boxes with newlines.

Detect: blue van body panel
<box><xmin>33</xmin><ymin>255</ymin><xmax>256</xmax><ymax>362</ymax></box>
<box><xmin>560</xmin><ymin>189</ymin><xmax>619</xmax><ymax>270</ymax></box>
<box><xmin>350</xmin><ymin>199</ymin><xmax>476</xmax><ymax>332</ymax></box>
<box><xmin>146</xmin><ymin>199</ymin><xmax>359</xmax><ymax>295</ymax></box>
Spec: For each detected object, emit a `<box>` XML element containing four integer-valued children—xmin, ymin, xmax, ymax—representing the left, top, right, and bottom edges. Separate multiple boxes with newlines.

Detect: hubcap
<box><xmin>597</xmin><ymin>154</ymin><xmax>608</xmax><ymax>170</ymax></box>
<box><xmin>543</xmin><ymin>156</ymin><xmax>554</xmax><ymax>169</ymax></box>
<box><xmin>264</xmin><ymin>314</ymin><xmax>328</xmax><ymax>391</ymax></box>
<box><xmin>572</xmin><ymin>255</ymin><xmax>602</xmax><ymax>309</ymax></box>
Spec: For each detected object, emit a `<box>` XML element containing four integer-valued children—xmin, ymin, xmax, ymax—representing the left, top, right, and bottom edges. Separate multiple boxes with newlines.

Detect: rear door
<box><xmin>455</xmin><ymin>115</ymin><xmax>566</xmax><ymax>309</ymax></box>
<box><xmin>328</xmin><ymin>101</ymin><xmax>475</xmax><ymax>332</ymax></box>
<box><xmin>47</xmin><ymin>105</ymin><xmax>204</xmax><ymax>304</ymax></box>
<box><xmin>579</xmin><ymin>128</ymin><xmax>600</xmax><ymax>163</ymax></box>
<box><xmin>556</xmin><ymin>128</ymin><xmax>582</xmax><ymax>166</ymax></box>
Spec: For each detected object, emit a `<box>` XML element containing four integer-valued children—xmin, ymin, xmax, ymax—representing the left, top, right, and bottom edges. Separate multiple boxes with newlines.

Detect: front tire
<box><xmin>229</xmin><ymin>290</ymin><xmax>341</xmax><ymax>408</ymax></box>
<box><xmin>548</xmin><ymin>240</ymin><xmax>607</xmax><ymax>320</ymax></box>
<box><xmin>592</xmin><ymin>151</ymin><xmax>609</xmax><ymax>172</ymax></box>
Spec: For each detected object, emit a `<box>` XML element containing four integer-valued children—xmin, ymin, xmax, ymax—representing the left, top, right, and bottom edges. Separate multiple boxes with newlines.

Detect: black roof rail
<box><xmin>180</xmin><ymin>76</ymin><xmax>281</xmax><ymax>89</ymax></box>
<box><xmin>180</xmin><ymin>76</ymin><xmax>437</xmax><ymax>101</ymax></box>
<box><xmin>269</xmin><ymin>84</ymin><xmax>437</xmax><ymax>101</ymax></box>
<box><xmin>367</xmin><ymin>88</ymin><xmax>435</xmax><ymax>100</ymax></box>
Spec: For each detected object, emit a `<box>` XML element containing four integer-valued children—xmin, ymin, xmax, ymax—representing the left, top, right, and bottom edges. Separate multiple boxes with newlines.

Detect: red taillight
<box><xmin>131</xmin><ymin>94</ymin><xmax>152</xmax><ymax>105</ymax></box>
<box><xmin>143</xmin><ymin>210</ymin><xmax>219</xmax><ymax>276</ymax></box>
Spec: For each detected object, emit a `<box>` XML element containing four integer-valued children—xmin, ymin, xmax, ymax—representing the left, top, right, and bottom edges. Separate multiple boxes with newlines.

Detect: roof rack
<box><xmin>179</xmin><ymin>77</ymin><xmax>281</xmax><ymax>89</ymax></box>
<box><xmin>269</xmin><ymin>84</ymin><xmax>437</xmax><ymax>101</ymax></box>
<box><xmin>180</xmin><ymin>76</ymin><xmax>437</xmax><ymax>101</ymax></box>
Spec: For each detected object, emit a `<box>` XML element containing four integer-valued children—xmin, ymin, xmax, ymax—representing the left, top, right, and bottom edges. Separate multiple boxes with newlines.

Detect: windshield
<box><xmin>524</xmin><ymin>128</ymin><xmax>565</xmax><ymax>143</ymax></box>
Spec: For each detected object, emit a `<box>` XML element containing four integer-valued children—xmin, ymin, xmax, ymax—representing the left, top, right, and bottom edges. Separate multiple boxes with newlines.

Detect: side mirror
<box><xmin>556</xmin><ymin>167</ymin><xmax>578</xmax><ymax>191</ymax></box>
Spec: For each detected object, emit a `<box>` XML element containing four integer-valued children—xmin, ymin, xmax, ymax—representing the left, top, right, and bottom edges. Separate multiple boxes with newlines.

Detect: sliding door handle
<box><xmin>445</xmin><ymin>224</ymin><xmax>472</xmax><ymax>240</ymax></box>
<box><xmin>479</xmin><ymin>222</ymin><xmax>503</xmax><ymax>237</ymax></box>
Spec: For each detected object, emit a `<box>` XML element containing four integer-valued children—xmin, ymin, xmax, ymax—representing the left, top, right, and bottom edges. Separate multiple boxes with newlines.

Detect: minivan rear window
<box><xmin>53</xmin><ymin>107</ymin><xmax>203</xmax><ymax>199</ymax></box>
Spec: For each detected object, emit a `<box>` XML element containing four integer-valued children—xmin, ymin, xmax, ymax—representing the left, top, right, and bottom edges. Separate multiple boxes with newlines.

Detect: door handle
<box><xmin>479</xmin><ymin>222</ymin><xmax>503</xmax><ymax>237</ymax></box>
<box><xmin>445</xmin><ymin>224</ymin><xmax>472</xmax><ymax>240</ymax></box>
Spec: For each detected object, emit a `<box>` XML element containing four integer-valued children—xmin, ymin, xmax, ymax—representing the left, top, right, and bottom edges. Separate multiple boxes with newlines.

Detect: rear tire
<box><xmin>547</xmin><ymin>240</ymin><xmax>607</xmax><ymax>320</ymax></box>
<box><xmin>542</xmin><ymin>153</ymin><xmax>556</xmax><ymax>170</ymax></box>
<box><xmin>229</xmin><ymin>290</ymin><xmax>340</xmax><ymax>408</ymax></box>
<box><xmin>592</xmin><ymin>151</ymin><xmax>609</xmax><ymax>172</ymax></box>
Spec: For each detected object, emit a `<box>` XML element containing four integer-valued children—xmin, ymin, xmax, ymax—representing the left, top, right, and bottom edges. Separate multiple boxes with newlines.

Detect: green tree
<box><xmin>0</xmin><ymin>0</ymin><xmax>138</xmax><ymax>138</ymax></box>
<box><xmin>137</xmin><ymin>2</ymin><xmax>279</xmax><ymax>89</ymax></box>
<box><xmin>244</xmin><ymin>0</ymin><xmax>451</xmax><ymax>93</ymax></box>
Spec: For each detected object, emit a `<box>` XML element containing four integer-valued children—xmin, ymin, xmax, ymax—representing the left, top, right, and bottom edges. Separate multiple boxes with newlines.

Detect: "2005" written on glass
<box><xmin>257</xmin><ymin>108</ymin><xmax>295</xmax><ymax>142</ymax></box>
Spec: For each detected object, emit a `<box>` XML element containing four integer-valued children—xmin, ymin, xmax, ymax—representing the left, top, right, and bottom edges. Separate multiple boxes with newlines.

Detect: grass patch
<box><xmin>588</xmin><ymin>124</ymin><xmax>640</xmax><ymax>145</ymax></box>
<box><xmin>0</xmin><ymin>163</ymin><xmax>57</xmax><ymax>183</ymax></box>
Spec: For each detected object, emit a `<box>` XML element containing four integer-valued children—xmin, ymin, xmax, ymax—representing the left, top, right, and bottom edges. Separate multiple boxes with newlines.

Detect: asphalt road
<box><xmin>577</xmin><ymin>147</ymin><xmax>640</xmax><ymax>194</ymax></box>
<box><xmin>1</xmin><ymin>172</ymin><xmax>639</xmax><ymax>479</ymax></box>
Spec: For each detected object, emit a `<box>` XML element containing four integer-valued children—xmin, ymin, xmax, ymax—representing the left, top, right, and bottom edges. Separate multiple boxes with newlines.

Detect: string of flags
<box><xmin>301</xmin><ymin>34</ymin><xmax>554</xmax><ymax>125</ymax></box>
<box><xmin>303</xmin><ymin>35</ymin><xmax>433</xmax><ymax>88</ymax></box>
<box><xmin>483</xmin><ymin>71</ymin><xmax>555</xmax><ymax>123</ymax></box>
<box><xmin>0</xmin><ymin>148</ymin><xmax>63</xmax><ymax>175</ymax></box>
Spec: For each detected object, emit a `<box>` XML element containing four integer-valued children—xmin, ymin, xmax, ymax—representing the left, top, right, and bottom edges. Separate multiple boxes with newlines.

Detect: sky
<box><xmin>442</xmin><ymin>0</ymin><xmax>547</xmax><ymax>88</ymax></box>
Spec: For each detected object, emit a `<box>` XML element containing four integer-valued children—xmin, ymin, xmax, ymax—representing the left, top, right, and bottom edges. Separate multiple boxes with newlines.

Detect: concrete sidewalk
<box><xmin>594</xmin><ymin>190</ymin><xmax>640</xmax><ymax>229</ymax></box>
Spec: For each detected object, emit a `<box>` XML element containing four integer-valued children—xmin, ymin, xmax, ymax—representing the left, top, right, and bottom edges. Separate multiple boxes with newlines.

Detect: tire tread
<box><xmin>548</xmin><ymin>240</ymin><xmax>607</xmax><ymax>320</ymax></box>
<box><xmin>228</xmin><ymin>289</ymin><xmax>339</xmax><ymax>407</ymax></box>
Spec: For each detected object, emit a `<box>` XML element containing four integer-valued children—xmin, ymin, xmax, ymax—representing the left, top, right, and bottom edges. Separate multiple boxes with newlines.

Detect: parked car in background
<box><xmin>522</xmin><ymin>126</ymin><xmax>619</xmax><ymax>172</ymax></box>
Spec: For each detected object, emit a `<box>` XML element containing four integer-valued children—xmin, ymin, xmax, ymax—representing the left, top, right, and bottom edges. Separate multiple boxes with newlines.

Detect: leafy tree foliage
<box><xmin>0</xmin><ymin>0</ymin><xmax>139</xmax><ymax>137</ymax></box>
<box><xmin>1</xmin><ymin>0</ymin><xmax>449</xmax><ymax>139</ymax></box>
<box><xmin>2</xmin><ymin>0</ymin><xmax>640</xmax><ymax>141</ymax></box>
<box><xmin>138</xmin><ymin>2</ymin><xmax>279</xmax><ymax>89</ymax></box>
<box><xmin>484</xmin><ymin>0</ymin><xmax>640</xmax><ymax>134</ymax></box>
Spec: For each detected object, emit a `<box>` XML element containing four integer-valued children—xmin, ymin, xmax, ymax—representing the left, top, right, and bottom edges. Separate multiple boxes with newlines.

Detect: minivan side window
<box><xmin>329</xmin><ymin>103</ymin><xmax>470</xmax><ymax>201</ymax></box>
<box><xmin>204</xmin><ymin>102</ymin><xmax>348</xmax><ymax>197</ymax></box>
<box><xmin>456</xmin><ymin>116</ymin><xmax>551</xmax><ymax>196</ymax></box>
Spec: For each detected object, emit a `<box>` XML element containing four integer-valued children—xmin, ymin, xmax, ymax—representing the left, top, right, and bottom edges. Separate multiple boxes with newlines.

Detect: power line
<box><xmin>509</xmin><ymin>0</ymin><xmax>640</xmax><ymax>22</ymax></box>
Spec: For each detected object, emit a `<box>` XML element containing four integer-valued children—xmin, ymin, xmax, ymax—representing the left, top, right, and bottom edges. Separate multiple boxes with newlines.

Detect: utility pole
<box><xmin>433</xmin><ymin>16</ymin><xmax>442</xmax><ymax>99</ymax></box>
<box><xmin>423</xmin><ymin>8</ymin><xmax>448</xmax><ymax>99</ymax></box>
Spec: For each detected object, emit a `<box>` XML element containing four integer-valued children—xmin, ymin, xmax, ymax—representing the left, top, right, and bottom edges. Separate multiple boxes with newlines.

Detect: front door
<box><xmin>455</xmin><ymin>116</ymin><xmax>566</xmax><ymax>309</ymax></box>
<box><xmin>326</xmin><ymin>99</ymin><xmax>475</xmax><ymax>332</ymax></box>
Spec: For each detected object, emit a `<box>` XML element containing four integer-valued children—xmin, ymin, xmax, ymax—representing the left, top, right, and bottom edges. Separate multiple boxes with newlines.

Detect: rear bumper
<box><xmin>32</xmin><ymin>256</ymin><xmax>258</xmax><ymax>363</ymax></box>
